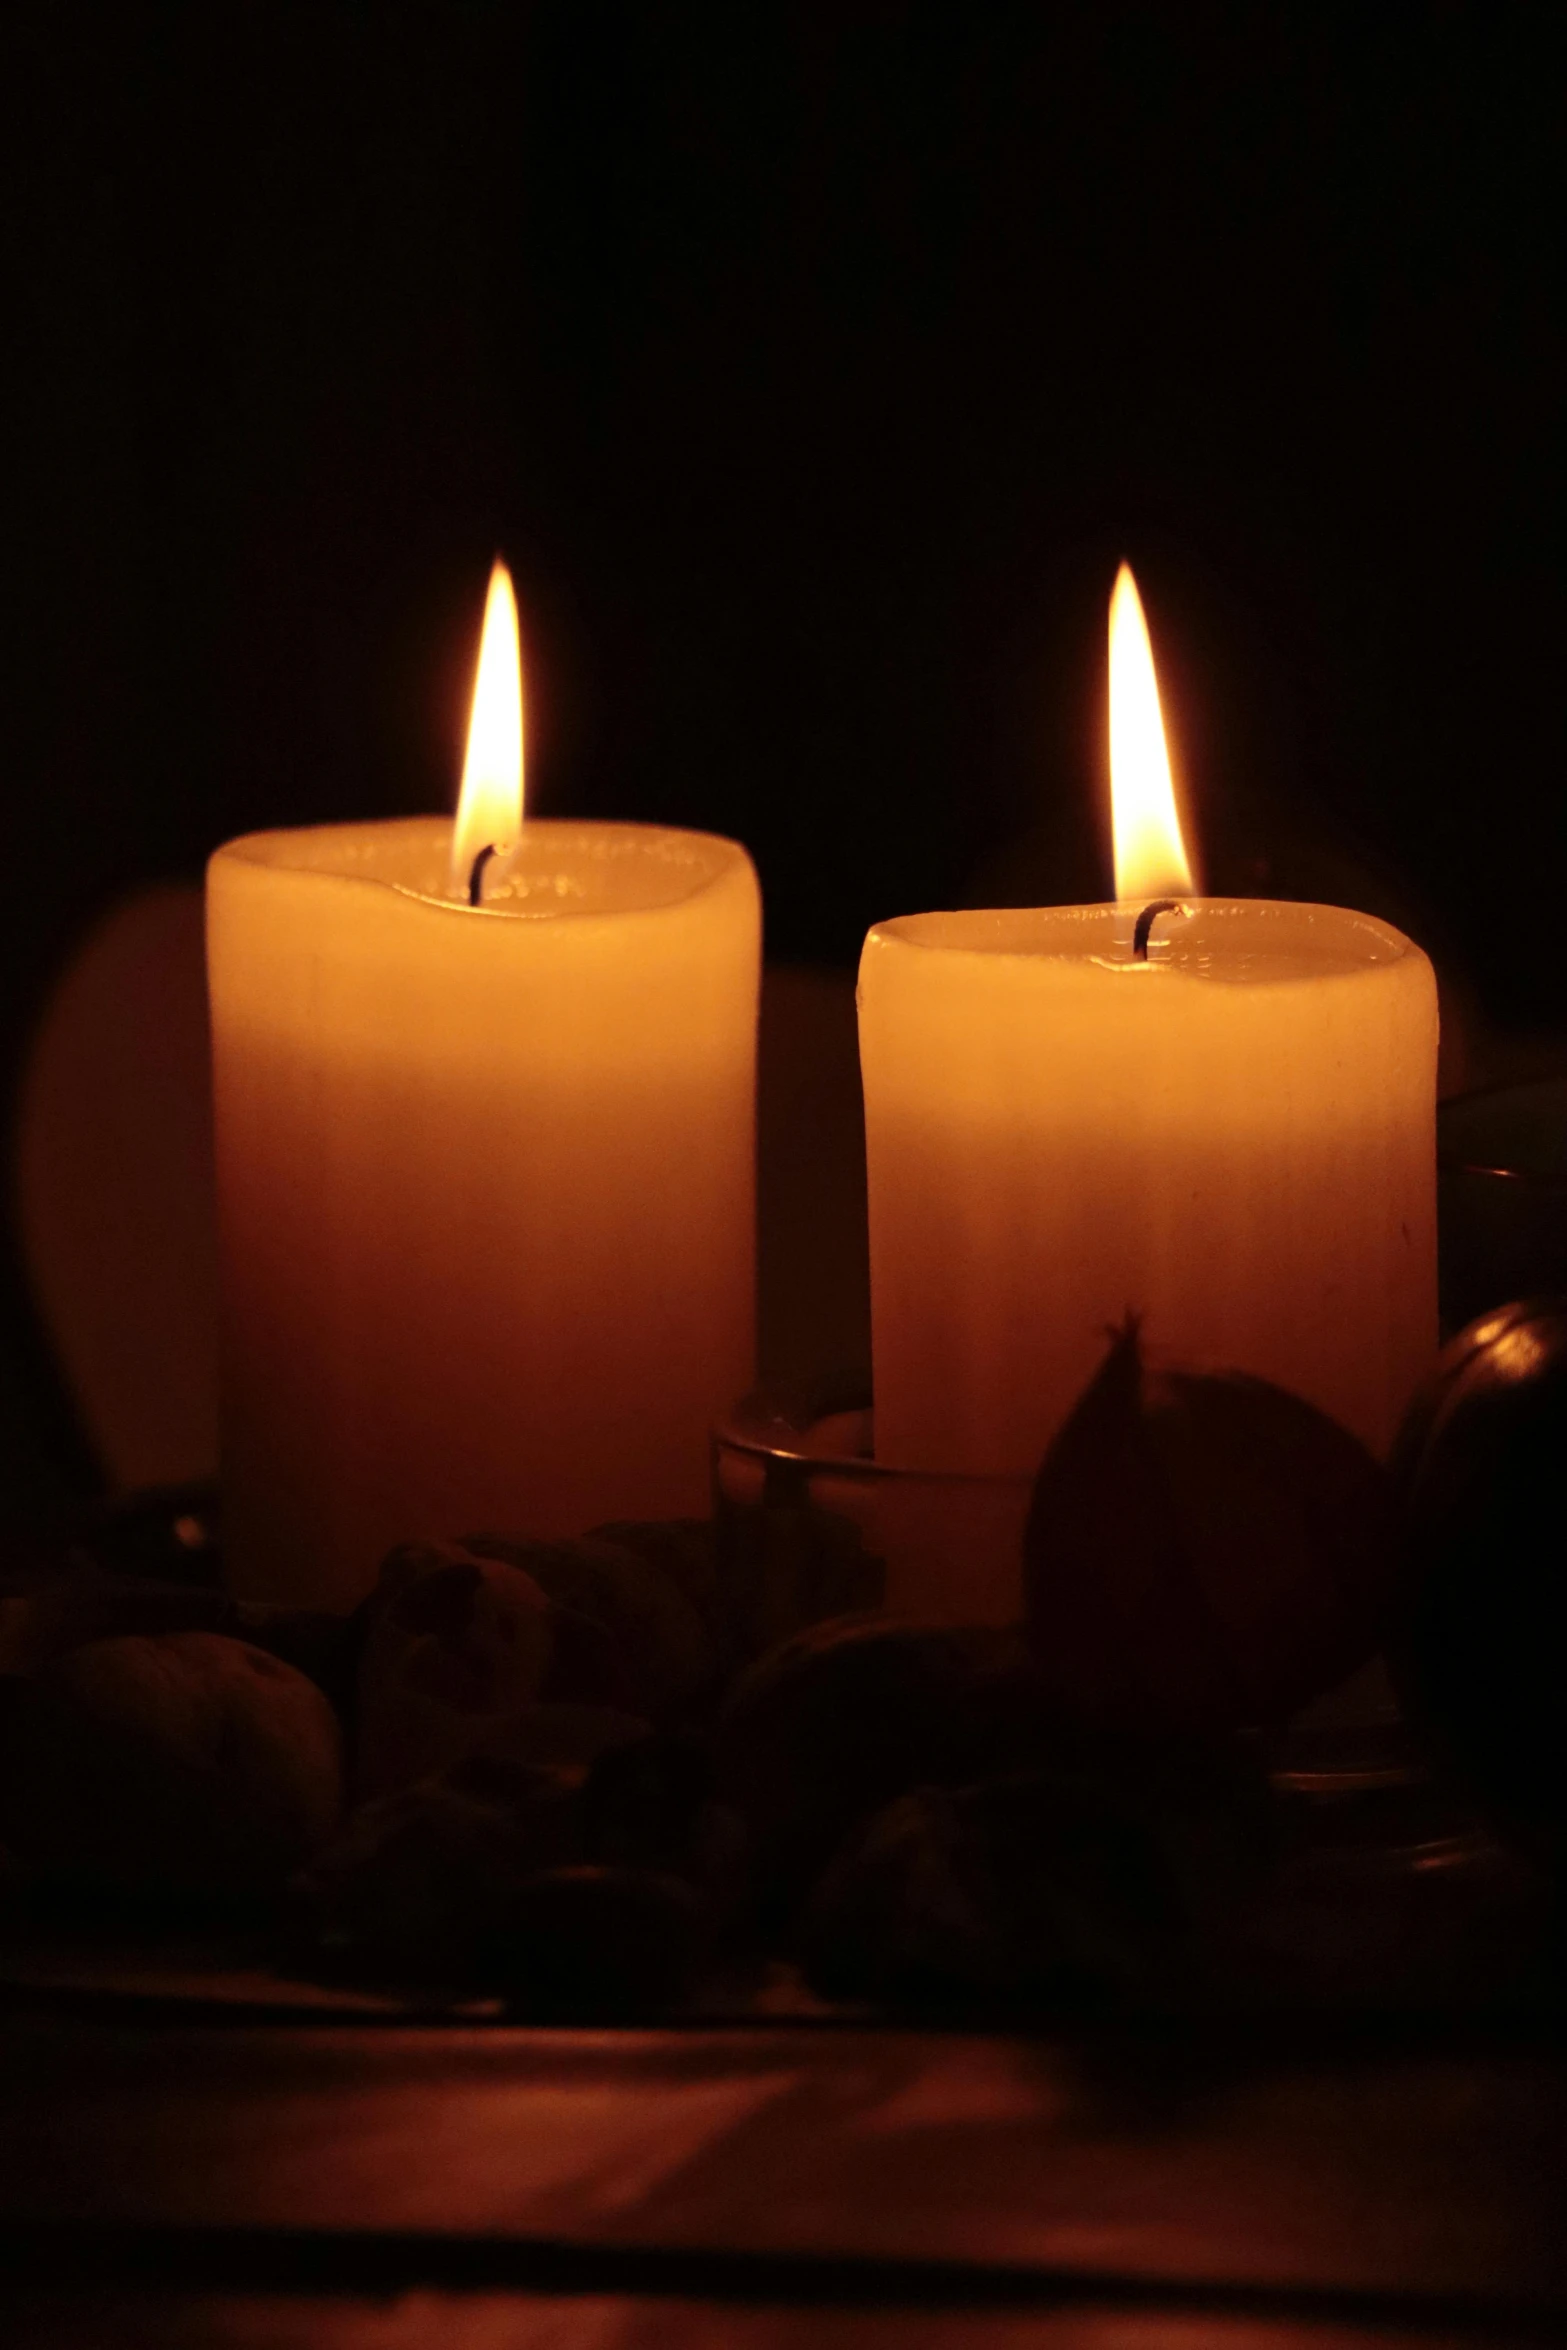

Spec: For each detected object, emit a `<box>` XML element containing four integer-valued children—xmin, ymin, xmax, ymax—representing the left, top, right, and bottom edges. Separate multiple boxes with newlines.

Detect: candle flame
<box><xmin>1109</xmin><ymin>564</ymin><xmax>1193</xmax><ymax>901</ymax></box>
<box><xmin>450</xmin><ymin>559</ymin><xmax>524</xmax><ymax>894</ymax></box>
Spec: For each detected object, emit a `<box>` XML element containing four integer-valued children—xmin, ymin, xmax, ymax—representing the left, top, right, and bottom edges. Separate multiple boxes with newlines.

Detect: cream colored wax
<box><xmin>208</xmin><ymin>818</ymin><xmax>760</xmax><ymax>1607</ymax></box>
<box><xmin>858</xmin><ymin>900</ymin><xmax>1437</xmax><ymax>1477</ymax></box>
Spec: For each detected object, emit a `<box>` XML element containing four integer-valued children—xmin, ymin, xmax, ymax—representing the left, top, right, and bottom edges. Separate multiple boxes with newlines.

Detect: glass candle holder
<box><xmin>1438</xmin><ymin>1077</ymin><xmax>1567</xmax><ymax>1333</ymax></box>
<box><xmin>712</xmin><ymin>1388</ymin><xmax>1032</xmax><ymax>1648</ymax></box>
<box><xmin>712</xmin><ymin>1391</ymin><xmax>1425</xmax><ymax>1790</ymax></box>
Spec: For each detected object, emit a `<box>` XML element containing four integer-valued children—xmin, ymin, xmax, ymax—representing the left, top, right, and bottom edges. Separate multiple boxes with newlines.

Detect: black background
<box><xmin>2</xmin><ymin>4</ymin><xmax>1564</xmax><ymax>1488</ymax></box>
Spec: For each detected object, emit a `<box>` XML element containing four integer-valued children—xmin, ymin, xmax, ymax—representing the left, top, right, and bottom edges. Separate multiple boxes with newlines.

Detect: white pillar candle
<box><xmin>208</xmin><ymin>567</ymin><xmax>760</xmax><ymax>1607</ymax></box>
<box><xmin>858</xmin><ymin>569</ymin><xmax>1437</xmax><ymax>1482</ymax></box>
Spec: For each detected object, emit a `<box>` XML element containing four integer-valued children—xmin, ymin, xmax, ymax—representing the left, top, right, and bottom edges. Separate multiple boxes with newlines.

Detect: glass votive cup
<box><xmin>710</xmin><ymin>1395</ymin><xmax>1435</xmax><ymax>1801</ymax></box>
<box><xmin>1438</xmin><ymin>1077</ymin><xmax>1567</xmax><ymax>1332</ymax></box>
<box><xmin>712</xmin><ymin>1388</ymin><xmax>1032</xmax><ymax>1648</ymax></box>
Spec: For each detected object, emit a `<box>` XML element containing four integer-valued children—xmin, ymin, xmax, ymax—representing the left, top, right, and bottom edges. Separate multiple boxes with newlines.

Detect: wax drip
<box><xmin>1133</xmin><ymin>899</ymin><xmax>1182</xmax><ymax>960</ymax></box>
<box><xmin>468</xmin><ymin>843</ymin><xmax>499</xmax><ymax>908</ymax></box>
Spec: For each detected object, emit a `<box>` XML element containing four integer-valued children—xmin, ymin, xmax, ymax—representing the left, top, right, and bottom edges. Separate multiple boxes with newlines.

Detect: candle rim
<box><xmin>211</xmin><ymin>815</ymin><xmax>757</xmax><ymax>925</ymax></box>
<box><xmin>863</xmin><ymin>899</ymin><xmax>1427</xmax><ymax>985</ymax></box>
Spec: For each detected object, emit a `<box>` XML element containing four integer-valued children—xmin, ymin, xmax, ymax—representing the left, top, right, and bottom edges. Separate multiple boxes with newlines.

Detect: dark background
<box><xmin>2</xmin><ymin>3</ymin><xmax>1563</xmax><ymax>1492</ymax></box>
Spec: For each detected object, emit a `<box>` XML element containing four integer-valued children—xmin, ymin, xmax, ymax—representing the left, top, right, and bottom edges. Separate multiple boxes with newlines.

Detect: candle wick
<box><xmin>1132</xmin><ymin>899</ymin><xmax>1182</xmax><ymax>960</ymax></box>
<box><xmin>468</xmin><ymin>844</ymin><xmax>499</xmax><ymax>908</ymax></box>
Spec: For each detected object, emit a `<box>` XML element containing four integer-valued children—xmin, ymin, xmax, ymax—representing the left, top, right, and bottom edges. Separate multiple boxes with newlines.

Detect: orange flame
<box><xmin>450</xmin><ymin>560</ymin><xmax>523</xmax><ymax>895</ymax></box>
<box><xmin>1109</xmin><ymin>564</ymin><xmax>1193</xmax><ymax>902</ymax></box>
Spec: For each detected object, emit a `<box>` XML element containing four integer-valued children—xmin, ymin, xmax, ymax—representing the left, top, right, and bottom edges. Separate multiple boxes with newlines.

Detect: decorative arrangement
<box><xmin>1</xmin><ymin>558</ymin><xmax>1552</xmax><ymax>2027</ymax></box>
<box><xmin>0</xmin><ymin>1312</ymin><xmax>1556</xmax><ymax>2022</ymax></box>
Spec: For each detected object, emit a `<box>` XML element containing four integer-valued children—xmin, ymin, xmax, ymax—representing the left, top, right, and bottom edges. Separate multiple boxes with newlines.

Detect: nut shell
<box><xmin>1</xmin><ymin>1630</ymin><xmax>342</xmax><ymax>1901</ymax></box>
<box><xmin>355</xmin><ymin>1543</ymin><xmax>553</xmax><ymax>1796</ymax></box>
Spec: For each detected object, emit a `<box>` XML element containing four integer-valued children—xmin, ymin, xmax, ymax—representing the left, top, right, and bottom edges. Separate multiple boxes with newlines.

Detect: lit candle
<box><xmin>208</xmin><ymin>563</ymin><xmax>761</xmax><ymax>1607</ymax></box>
<box><xmin>858</xmin><ymin>566</ymin><xmax>1437</xmax><ymax>1482</ymax></box>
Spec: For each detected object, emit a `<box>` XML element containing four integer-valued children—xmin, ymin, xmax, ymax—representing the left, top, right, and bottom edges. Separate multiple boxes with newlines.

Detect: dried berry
<box><xmin>585</xmin><ymin>1729</ymin><xmax>750</xmax><ymax>1924</ymax></box>
<box><xmin>472</xmin><ymin>1703</ymin><xmax>651</xmax><ymax>1770</ymax></box>
<box><xmin>715</xmin><ymin>1495</ymin><xmax>886</xmax><ymax>1668</ymax></box>
<box><xmin>1025</xmin><ymin>1318</ymin><xmax>1397</xmax><ymax>1733</ymax></box>
<box><xmin>298</xmin><ymin>1762</ymin><xmax>585</xmax><ymax>1982</ymax></box>
<box><xmin>586</xmin><ymin>1519</ymin><xmax>720</xmax><ymax>1633</ymax></box>
<box><xmin>355</xmin><ymin>1542</ymin><xmax>553</xmax><ymax>1797</ymax></box>
<box><xmin>714</xmin><ymin>1614</ymin><xmax>1043</xmax><ymax>1912</ymax></box>
<box><xmin>800</xmin><ymin>1773</ymin><xmax>1186</xmax><ymax>2011</ymax></box>
<box><xmin>464</xmin><ymin>1533</ymin><xmax>714</xmax><ymax>1720</ymax></box>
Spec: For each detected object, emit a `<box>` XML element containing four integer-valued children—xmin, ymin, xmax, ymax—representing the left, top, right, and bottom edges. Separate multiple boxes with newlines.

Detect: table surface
<box><xmin>3</xmin><ymin>1998</ymin><xmax>1566</xmax><ymax>2347</ymax></box>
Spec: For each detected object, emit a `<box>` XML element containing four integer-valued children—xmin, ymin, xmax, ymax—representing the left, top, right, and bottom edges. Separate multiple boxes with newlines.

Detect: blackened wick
<box><xmin>468</xmin><ymin>843</ymin><xmax>499</xmax><ymax>908</ymax></box>
<box><xmin>1132</xmin><ymin>899</ymin><xmax>1182</xmax><ymax>960</ymax></box>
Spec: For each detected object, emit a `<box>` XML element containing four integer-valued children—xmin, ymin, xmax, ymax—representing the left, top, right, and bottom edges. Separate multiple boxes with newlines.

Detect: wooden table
<box><xmin>3</xmin><ymin>2001</ymin><xmax>1565</xmax><ymax>2345</ymax></box>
